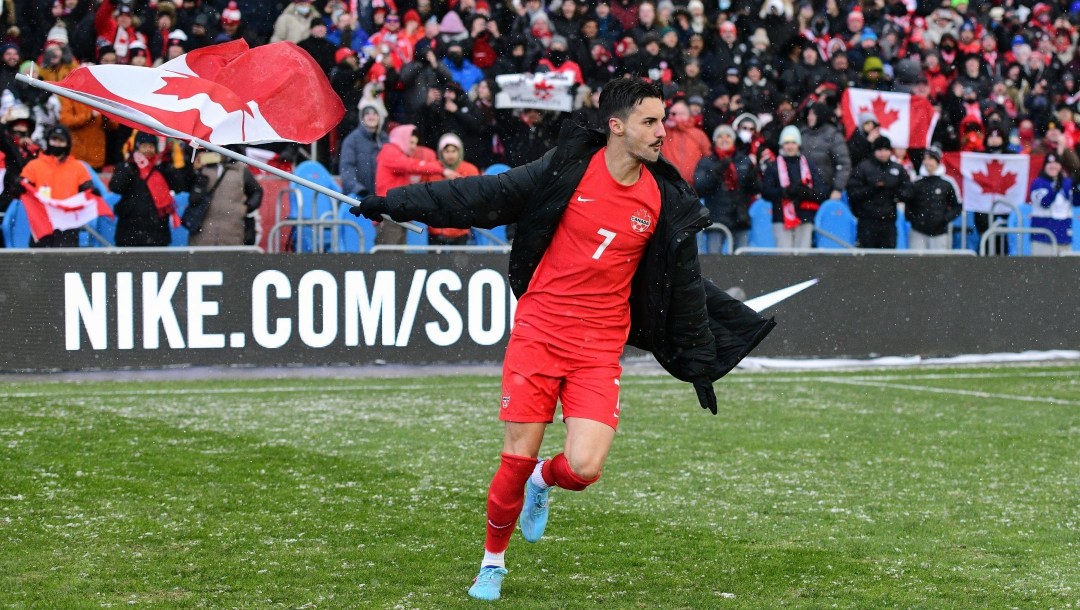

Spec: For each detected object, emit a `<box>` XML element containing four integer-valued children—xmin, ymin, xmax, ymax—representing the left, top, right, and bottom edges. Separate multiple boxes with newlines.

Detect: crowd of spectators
<box><xmin>1</xmin><ymin>0</ymin><xmax>1079</xmax><ymax>250</ymax></box>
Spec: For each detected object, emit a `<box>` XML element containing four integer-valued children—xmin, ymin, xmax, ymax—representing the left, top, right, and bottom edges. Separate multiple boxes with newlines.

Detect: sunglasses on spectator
<box><xmin>11</xmin><ymin>130</ymin><xmax>28</xmax><ymax>137</ymax></box>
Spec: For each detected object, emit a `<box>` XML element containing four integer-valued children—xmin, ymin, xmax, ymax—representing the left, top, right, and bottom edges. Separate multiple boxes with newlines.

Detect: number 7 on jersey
<box><xmin>592</xmin><ymin>228</ymin><xmax>616</xmax><ymax>260</ymax></box>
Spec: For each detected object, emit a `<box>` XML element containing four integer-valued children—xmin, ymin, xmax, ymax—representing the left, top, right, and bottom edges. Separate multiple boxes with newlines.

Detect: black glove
<box><xmin>78</xmin><ymin>180</ymin><xmax>102</xmax><ymax>197</ymax></box>
<box><xmin>693</xmin><ymin>378</ymin><xmax>717</xmax><ymax>415</ymax></box>
<box><xmin>348</xmin><ymin>195</ymin><xmax>389</xmax><ymax>221</ymax></box>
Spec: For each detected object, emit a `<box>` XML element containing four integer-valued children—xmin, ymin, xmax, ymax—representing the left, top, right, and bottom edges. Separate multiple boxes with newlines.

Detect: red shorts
<box><xmin>500</xmin><ymin>334</ymin><xmax>623</xmax><ymax>430</ymax></box>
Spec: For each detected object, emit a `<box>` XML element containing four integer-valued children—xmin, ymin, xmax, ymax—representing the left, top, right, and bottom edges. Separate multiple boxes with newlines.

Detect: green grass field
<box><xmin>2</xmin><ymin>364</ymin><xmax>1078</xmax><ymax>609</ymax></box>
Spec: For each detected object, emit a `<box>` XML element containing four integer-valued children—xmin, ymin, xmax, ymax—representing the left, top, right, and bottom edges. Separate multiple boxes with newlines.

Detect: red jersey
<box><xmin>513</xmin><ymin>148</ymin><xmax>661</xmax><ymax>355</ymax></box>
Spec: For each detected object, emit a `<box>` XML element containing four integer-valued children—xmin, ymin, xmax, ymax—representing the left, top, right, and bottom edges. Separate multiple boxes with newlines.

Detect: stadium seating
<box><xmin>748</xmin><ymin>199</ymin><xmax>775</xmax><ymax>248</ymax></box>
<box><xmin>2</xmin><ymin>199</ymin><xmax>30</xmax><ymax>247</ymax></box>
<box><xmin>171</xmin><ymin>192</ymin><xmax>190</xmax><ymax>247</ymax></box>
<box><xmin>471</xmin><ymin>225</ymin><xmax>508</xmax><ymax>246</ymax></box>
<box><xmin>1007</xmin><ymin>203</ymin><xmax>1034</xmax><ymax>256</ymax></box>
<box><xmin>896</xmin><ymin>207</ymin><xmax>910</xmax><ymax>250</ymax></box>
<box><xmin>1073</xmin><ymin>208</ymin><xmax>1080</xmax><ymax>253</ymax></box>
<box><xmin>952</xmin><ymin>211</ymin><xmax>979</xmax><ymax>252</ymax></box>
<box><xmin>336</xmin><ymin>201</ymin><xmax>374</xmax><ymax>253</ymax></box>
<box><xmin>291</xmin><ymin>160</ymin><xmax>344</xmax><ymax>252</ymax></box>
<box><xmin>813</xmin><ymin>199</ymin><xmax>856</xmax><ymax>249</ymax></box>
<box><xmin>81</xmin><ymin>162</ymin><xmax>119</xmax><ymax>247</ymax></box>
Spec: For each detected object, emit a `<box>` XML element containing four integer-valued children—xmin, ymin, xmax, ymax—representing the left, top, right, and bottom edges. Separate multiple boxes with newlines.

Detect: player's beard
<box><xmin>633</xmin><ymin>137</ymin><xmax>663</xmax><ymax>164</ymax></box>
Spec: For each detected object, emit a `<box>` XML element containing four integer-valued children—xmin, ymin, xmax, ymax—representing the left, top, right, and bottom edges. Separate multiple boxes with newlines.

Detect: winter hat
<box><xmin>779</xmin><ymin>125</ymin><xmax>802</xmax><ymax>145</ymax></box>
<box><xmin>688</xmin><ymin>0</ymin><xmax>704</xmax><ymax>12</ymax></box>
<box><xmin>438</xmin><ymin>132</ymin><xmax>464</xmax><ymax>152</ymax></box>
<box><xmin>221</xmin><ymin>1</ymin><xmax>242</xmax><ymax>24</ymax></box>
<box><xmin>476</xmin><ymin>0</ymin><xmax>491</xmax><ymax>14</ymax></box>
<box><xmin>872</xmin><ymin>135</ymin><xmax>893</xmax><ymax>150</ymax></box>
<box><xmin>925</xmin><ymin>145</ymin><xmax>943</xmax><ymax>161</ymax></box>
<box><xmin>861</xmin><ymin>27</ymin><xmax>878</xmax><ymax>42</ymax></box>
<box><xmin>688</xmin><ymin>95</ymin><xmax>705</xmax><ymax>107</ymax></box>
<box><xmin>858</xmin><ymin>112</ymin><xmax>878</xmax><ymax>127</ymax></box>
<box><xmin>439</xmin><ymin>11</ymin><xmax>466</xmax><ymax>34</ymax></box>
<box><xmin>863</xmin><ymin>56</ymin><xmax>884</xmax><ymax>74</ymax></box>
<box><xmin>45</xmin><ymin>23</ymin><xmax>69</xmax><ymax>46</ymax></box>
<box><xmin>550</xmin><ymin>35</ymin><xmax>568</xmax><ymax>49</ymax></box>
<box><xmin>134</xmin><ymin>132</ymin><xmax>158</xmax><ymax>149</ymax></box>
<box><xmin>750</xmin><ymin>28</ymin><xmax>769</xmax><ymax>46</ymax></box>
<box><xmin>713</xmin><ymin>124</ymin><xmax>736</xmax><ymax>142</ymax></box>
<box><xmin>335</xmin><ymin>47</ymin><xmax>357</xmax><ymax>63</ymax></box>
<box><xmin>734</xmin><ymin>112</ymin><xmax>760</xmax><ymax>131</ymax></box>
<box><xmin>1044</xmin><ymin>151</ymin><xmax>1062</xmax><ymax>165</ymax></box>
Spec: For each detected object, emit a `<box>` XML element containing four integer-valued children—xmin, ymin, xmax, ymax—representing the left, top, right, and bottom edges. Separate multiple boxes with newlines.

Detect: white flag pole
<box><xmin>15</xmin><ymin>73</ymin><xmax>422</xmax><ymax>234</ymax></box>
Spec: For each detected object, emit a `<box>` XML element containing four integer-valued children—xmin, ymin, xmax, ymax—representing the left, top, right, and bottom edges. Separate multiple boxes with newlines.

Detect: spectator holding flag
<box><xmin>18</xmin><ymin>125</ymin><xmax>109</xmax><ymax>247</ymax></box>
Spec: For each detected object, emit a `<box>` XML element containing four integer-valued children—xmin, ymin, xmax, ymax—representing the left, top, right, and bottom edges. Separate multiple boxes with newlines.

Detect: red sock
<box><xmin>540</xmin><ymin>453</ymin><xmax>600</xmax><ymax>491</ymax></box>
<box><xmin>484</xmin><ymin>453</ymin><xmax>537</xmax><ymax>553</ymax></box>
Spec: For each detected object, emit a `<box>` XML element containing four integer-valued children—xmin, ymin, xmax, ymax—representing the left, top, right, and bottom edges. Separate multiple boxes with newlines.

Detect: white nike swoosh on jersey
<box><xmin>744</xmin><ymin>278</ymin><xmax>819</xmax><ymax>313</ymax></box>
<box><xmin>576</xmin><ymin>196</ymin><xmax>596</xmax><ymax>202</ymax></box>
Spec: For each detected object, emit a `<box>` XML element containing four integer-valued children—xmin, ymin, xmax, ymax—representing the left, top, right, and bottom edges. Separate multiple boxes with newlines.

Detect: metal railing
<box><xmin>734</xmin><ymin>246</ymin><xmax>976</xmax><ymax>256</ymax></box>
<box><xmin>979</xmin><ymin>226</ymin><xmax>1057</xmax><ymax>256</ymax></box>
<box><xmin>371</xmin><ymin>244</ymin><xmax>512</xmax><ymax>254</ymax></box>
<box><xmin>267</xmin><ymin>219</ymin><xmax>365</xmax><ymax>254</ymax></box>
<box><xmin>700</xmin><ymin>223</ymin><xmax>735</xmax><ymax>254</ymax></box>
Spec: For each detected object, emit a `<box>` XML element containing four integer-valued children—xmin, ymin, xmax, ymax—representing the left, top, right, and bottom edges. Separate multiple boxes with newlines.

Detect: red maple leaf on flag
<box><xmin>971</xmin><ymin>159</ymin><xmax>1018</xmax><ymax>195</ymax></box>
<box><xmin>533</xmin><ymin>78</ymin><xmax>554</xmax><ymax>100</ymax></box>
<box><xmin>154</xmin><ymin>75</ymin><xmax>253</xmax><ymax>117</ymax></box>
<box><xmin>858</xmin><ymin>95</ymin><xmax>900</xmax><ymax>130</ymax></box>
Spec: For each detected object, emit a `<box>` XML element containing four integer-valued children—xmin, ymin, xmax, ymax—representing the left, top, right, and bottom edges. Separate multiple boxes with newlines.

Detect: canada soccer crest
<box><xmin>630</xmin><ymin>208</ymin><xmax>653</xmax><ymax>233</ymax></box>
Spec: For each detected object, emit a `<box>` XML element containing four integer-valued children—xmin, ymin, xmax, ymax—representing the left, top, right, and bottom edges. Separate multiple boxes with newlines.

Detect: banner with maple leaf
<box><xmin>51</xmin><ymin>40</ymin><xmax>344</xmax><ymax>145</ymax></box>
<box><xmin>494</xmin><ymin>72</ymin><xmax>575</xmax><ymax>113</ymax></box>
<box><xmin>942</xmin><ymin>152</ymin><xmax>1043</xmax><ymax>214</ymax></box>
<box><xmin>840</xmin><ymin>88</ymin><xmax>939</xmax><ymax>149</ymax></box>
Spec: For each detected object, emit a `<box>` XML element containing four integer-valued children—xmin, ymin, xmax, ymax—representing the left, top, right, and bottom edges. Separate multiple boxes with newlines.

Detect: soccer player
<box><xmin>350</xmin><ymin>77</ymin><xmax>775</xmax><ymax>601</ymax></box>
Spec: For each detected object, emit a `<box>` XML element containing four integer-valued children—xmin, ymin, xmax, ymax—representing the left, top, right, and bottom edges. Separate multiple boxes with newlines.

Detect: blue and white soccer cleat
<box><xmin>468</xmin><ymin>566</ymin><xmax>509</xmax><ymax>601</ymax></box>
<box><xmin>519</xmin><ymin>479</ymin><xmax>550</xmax><ymax>543</ymax></box>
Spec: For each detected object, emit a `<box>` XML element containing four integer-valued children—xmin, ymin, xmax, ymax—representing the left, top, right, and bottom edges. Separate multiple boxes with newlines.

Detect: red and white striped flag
<box><xmin>52</xmin><ymin>40</ymin><xmax>344</xmax><ymax>145</ymax></box>
<box><xmin>21</xmin><ymin>185</ymin><xmax>113</xmax><ymax>241</ymax></box>
<box><xmin>942</xmin><ymin>152</ymin><xmax>1042</xmax><ymax>213</ymax></box>
<box><xmin>841</xmin><ymin>88</ymin><xmax>939</xmax><ymax>149</ymax></box>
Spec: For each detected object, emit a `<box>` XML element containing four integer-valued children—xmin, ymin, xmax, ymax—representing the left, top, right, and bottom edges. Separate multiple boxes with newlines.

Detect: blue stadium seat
<box><xmin>1073</xmin><ymin>207</ymin><xmax>1080</xmax><ymax>253</ymax></box>
<box><xmin>291</xmin><ymin>160</ymin><xmax>344</xmax><ymax>252</ymax></box>
<box><xmin>952</xmin><ymin>211</ymin><xmax>979</xmax><ymax>251</ymax></box>
<box><xmin>896</xmin><ymin>207</ymin><xmax>910</xmax><ymax>250</ymax></box>
<box><xmin>336</xmin><ymin>200</ymin><xmax>374</xmax><ymax>253</ymax></box>
<box><xmin>1007</xmin><ymin>203</ymin><xmax>1033</xmax><ymax>256</ymax></box>
<box><xmin>81</xmin><ymin>162</ymin><xmax>119</xmax><ymax>247</ymax></box>
<box><xmin>471</xmin><ymin>224</ymin><xmax>507</xmax><ymax>246</ymax></box>
<box><xmin>405</xmin><ymin>220</ymin><xmax>429</xmax><ymax>247</ymax></box>
<box><xmin>3</xmin><ymin>199</ymin><xmax>31</xmax><ymax>247</ymax></box>
<box><xmin>813</xmin><ymin>199</ymin><xmax>856</xmax><ymax>249</ymax></box>
<box><xmin>748</xmin><ymin>199</ymin><xmax>775</xmax><ymax>248</ymax></box>
<box><xmin>484</xmin><ymin>163</ymin><xmax>511</xmax><ymax>175</ymax></box>
<box><xmin>171</xmin><ymin>192</ymin><xmax>190</xmax><ymax>247</ymax></box>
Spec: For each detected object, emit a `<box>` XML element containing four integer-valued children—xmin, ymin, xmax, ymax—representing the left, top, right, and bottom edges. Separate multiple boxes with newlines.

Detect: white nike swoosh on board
<box><xmin>744</xmin><ymin>278</ymin><xmax>819</xmax><ymax>313</ymax></box>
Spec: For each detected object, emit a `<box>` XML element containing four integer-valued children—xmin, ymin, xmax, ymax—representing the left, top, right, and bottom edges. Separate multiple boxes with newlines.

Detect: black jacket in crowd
<box><xmin>694</xmin><ymin>149</ymin><xmax>759</xmax><ymax>231</ymax></box>
<box><xmin>380</xmin><ymin>120</ymin><xmax>775</xmax><ymax>401</ymax></box>
<box><xmin>908</xmin><ymin>173</ymin><xmax>962</xmax><ymax>236</ymax></box>
<box><xmin>109</xmin><ymin>159</ymin><xmax>191</xmax><ymax>247</ymax></box>
<box><xmin>848</xmin><ymin>157</ymin><xmax>913</xmax><ymax>222</ymax></box>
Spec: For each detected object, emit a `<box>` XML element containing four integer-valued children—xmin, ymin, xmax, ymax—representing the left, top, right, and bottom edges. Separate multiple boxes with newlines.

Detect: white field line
<box><xmin>817</xmin><ymin>377</ymin><xmax>1080</xmax><ymax>407</ymax></box>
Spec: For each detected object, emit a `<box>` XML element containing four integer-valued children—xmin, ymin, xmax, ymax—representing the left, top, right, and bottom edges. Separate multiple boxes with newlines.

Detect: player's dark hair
<box><xmin>598</xmin><ymin>77</ymin><xmax>663</xmax><ymax>132</ymax></box>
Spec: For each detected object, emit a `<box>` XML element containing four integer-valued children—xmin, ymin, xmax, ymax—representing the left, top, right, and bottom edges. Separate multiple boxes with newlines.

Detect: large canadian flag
<box><xmin>942</xmin><ymin>152</ymin><xmax>1043</xmax><ymax>213</ymax></box>
<box><xmin>841</xmin><ymin>88</ymin><xmax>939</xmax><ymax>149</ymax></box>
<box><xmin>52</xmin><ymin>40</ymin><xmax>344</xmax><ymax>145</ymax></box>
<box><xmin>21</xmin><ymin>185</ymin><xmax>113</xmax><ymax>241</ymax></box>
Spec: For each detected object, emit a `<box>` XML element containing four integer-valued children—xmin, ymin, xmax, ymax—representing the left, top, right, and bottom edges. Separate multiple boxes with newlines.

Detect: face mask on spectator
<box><xmin>738</xmin><ymin>128</ymin><xmax>753</xmax><ymax>143</ymax></box>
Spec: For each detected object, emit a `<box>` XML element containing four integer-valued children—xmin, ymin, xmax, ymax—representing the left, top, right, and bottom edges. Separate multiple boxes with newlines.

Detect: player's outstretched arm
<box><xmin>380</xmin><ymin>150</ymin><xmax>555</xmax><ymax>229</ymax></box>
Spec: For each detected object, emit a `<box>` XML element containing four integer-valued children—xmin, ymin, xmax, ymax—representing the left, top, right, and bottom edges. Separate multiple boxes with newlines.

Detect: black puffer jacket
<box><xmin>908</xmin><ymin>172</ymin><xmax>961</xmax><ymax>236</ymax></box>
<box><xmin>384</xmin><ymin>120</ymin><xmax>775</xmax><ymax>387</ymax></box>
<box><xmin>848</xmin><ymin>157</ymin><xmax>913</xmax><ymax>222</ymax></box>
